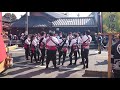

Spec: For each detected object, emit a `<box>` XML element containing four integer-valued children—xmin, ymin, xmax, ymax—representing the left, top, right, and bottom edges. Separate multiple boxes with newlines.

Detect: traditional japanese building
<box><xmin>11</xmin><ymin>12</ymin><xmax>99</xmax><ymax>37</ymax></box>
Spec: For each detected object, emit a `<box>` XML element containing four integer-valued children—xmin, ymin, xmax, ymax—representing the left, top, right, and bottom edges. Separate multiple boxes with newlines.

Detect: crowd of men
<box><xmin>23</xmin><ymin>30</ymin><xmax>92</xmax><ymax>69</ymax></box>
<box><xmin>94</xmin><ymin>32</ymin><xmax>118</xmax><ymax>54</ymax></box>
<box><xmin>6</xmin><ymin>29</ymin><xmax>120</xmax><ymax>78</ymax></box>
<box><xmin>8</xmin><ymin>33</ymin><xmax>25</xmax><ymax>46</ymax></box>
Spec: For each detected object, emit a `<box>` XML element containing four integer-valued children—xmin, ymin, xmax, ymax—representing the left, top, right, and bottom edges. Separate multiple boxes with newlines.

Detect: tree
<box><xmin>11</xmin><ymin>13</ymin><xmax>17</xmax><ymax>21</ymax></box>
<box><xmin>3</xmin><ymin>13</ymin><xmax>17</xmax><ymax>22</ymax></box>
<box><xmin>102</xmin><ymin>12</ymin><xmax>120</xmax><ymax>33</ymax></box>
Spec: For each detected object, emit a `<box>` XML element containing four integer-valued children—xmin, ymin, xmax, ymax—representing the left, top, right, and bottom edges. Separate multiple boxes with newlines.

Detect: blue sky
<box><xmin>2</xmin><ymin>12</ymin><xmax>91</xmax><ymax>19</ymax></box>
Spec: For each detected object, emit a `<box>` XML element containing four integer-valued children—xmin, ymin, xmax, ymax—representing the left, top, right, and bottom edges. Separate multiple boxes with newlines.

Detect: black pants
<box><xmin>98</xmin><ymin>44</ymin><xmax>101</xmax><ymax>54</ymax></box>
<box><xmin>40</xmin><ymin>49</ymin><xmax>45</xmax><ymax>65</ymax></box>
<box><xmin>58</xmin><ymin>51</ymin><xmax>67</xmax><ymax>65</ymax></box>
<box><xmin>81</xmin><ymin>48</ymin><xmax>89</xmax><ymax>67</ymax></box>
<box><xmin>25</xmin><ymin>48</ymin><xmax>30</xmax><ymax>60</ymax></box>
<box><xmin>69</xmin><ymin>49</ymin><xmax>78</xmax><ymax>64</ymax></box>
<box><xmin>46</xmin><ymin>50</ymin><xmax>57</xmax><ymax>68</ymax></box>
<box><xmin>77</xmin><ymin>49</ymin><xmax>80</xmax><ymax>57</ymax></box>
<box><xmin>69</xmin><ymin>40</ymin><xmax>71</xmax><ymax>46</ymax></box>
<box><xmin>21</xmin><ymin>40</ymin><xmax>24</xmax><ymax>47</ymax></box>
<box><xmin>30</xmin><ymin>50</ymin><xmax>37</xmax><ymax>63</ymax></box>
<box><xmin>36</xmin><ymin>49</ymin><xmax>40</xmax><ymax>61</ymax></box>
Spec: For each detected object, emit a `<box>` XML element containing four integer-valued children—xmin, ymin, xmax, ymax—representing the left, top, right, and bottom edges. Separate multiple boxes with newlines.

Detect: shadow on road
<box><xmin>13</xmin><ymin>68</ymin><xmax>58</xmax><ymax>78</ymax></box>
<box><xmin>55</xmin><ymin>70</ymin><xmax>80</xmax><ymax>78</ymax></box>
<box><xmin>56</xmin><ymin>57</ymin><xmax>82</xmax><ymax>64</ymax></box>
<box><xmin>95</xmin><ymin>60</ymin><xmax>108</xmax><ymax>65</ymax></box>
<box><xmin>7</xmin><ymin>67</ymin><xmax>33</xmax><ymax>75</ymax></box>
<box><xmin>82</xmin><ymin>70</ymin><xmax>107</xmax><ymax>78</ymax></box>
<box><xmin>89</xmin><ymin>53</ymin><xmax>98</xmax><ymax>56</ymax></box>
<box><xmin>66</xmin><ymin>64</ymin><xmax>81</xmax><ymax>68</ymax></box>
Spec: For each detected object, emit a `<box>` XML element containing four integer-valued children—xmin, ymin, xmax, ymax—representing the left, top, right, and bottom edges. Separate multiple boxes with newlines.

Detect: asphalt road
<box><xmin>0</xmin><ymin>47</ymin><xmax>108</xmax><ymax>78</ymax></box>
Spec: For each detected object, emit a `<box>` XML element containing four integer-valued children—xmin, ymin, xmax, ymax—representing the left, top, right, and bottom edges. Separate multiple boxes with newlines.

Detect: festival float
<box><xmin>0</xmin><ymin>12</ymin><xmax>13</xmax><ymax>74</ymax></box>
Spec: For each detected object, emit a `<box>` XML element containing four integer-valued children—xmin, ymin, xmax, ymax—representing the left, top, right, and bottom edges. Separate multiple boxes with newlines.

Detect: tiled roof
<box><xmin>11</xmin><ymin>16</ymin><xmax>97</xmax><ymax>28</ymax></box>
<box><xmin>11</xmin><ymin>16</ymin><xmax>50</xmax><ymax>28</ymax></box>
<box><xmin>52</xmin><ymin>17</ymin><xmax>97</xmax><ymax>27</ymax></box>
<box><xmin>45</xmin><ymin>12</ymin><xmax>68</xmax><ymax>18</ymax></box>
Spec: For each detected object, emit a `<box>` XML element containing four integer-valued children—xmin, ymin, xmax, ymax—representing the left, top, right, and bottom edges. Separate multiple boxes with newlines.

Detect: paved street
<box><xmin>0</xmin><ymin>47</ymin><xmax>108</xmax><ymax>78</ymax></box>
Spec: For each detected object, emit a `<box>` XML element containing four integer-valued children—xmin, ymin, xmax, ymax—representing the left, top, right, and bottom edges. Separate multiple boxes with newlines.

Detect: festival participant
<box><xmin>45</xmin><ymin>31</ymin><xmax>59</xmax><ymax>69</ymax></box>
<box><xmin>30</xmin><ymin>35</ymin><xmax>38</xmax><ymax>63</ymax></box>
<box><xmin>69</xmin><ymin>33</ymin><xmax>80</xmax><ymax>65</ymax></box>
<box><xmin>67</xmin><ymin>32</ymin><xmax>73</xmax><ymax>57</ymax></box>
<box><xmin>35</xmin><ymin>34</ymin><xmax>40</xmax><ymax>61</ymax></box>
<box><xmin>97</xmin><ymin>32</ymin><xmax>103</xmax><ymax>54</ymax></box>
<box><xmin>77</xmin><ymin>32</ymin><xmax>82</xmax><ymax>58</ymax></box>
<box><xmin>39</xmin><ymin>31</ymin><xmax>46</xmax><ymax>65</ymax></box>
<box><xmin>59</xmin><ymin>32</ymin><xmax>62</xmax><ymax>39</ymax></box>
<box><xmin>24</xmin><ymin>35</ymin><xmax>31</xmax><ymax>60</ymax></box>
<box><xmin>58</xmin><ymin>34</ymin><xmax>68</xmax><ymax>65</ymax></box>
<box><xmin>81</xmin><ymin>30</ymin><xmax>92</xmax><ymax>69</ymax></box>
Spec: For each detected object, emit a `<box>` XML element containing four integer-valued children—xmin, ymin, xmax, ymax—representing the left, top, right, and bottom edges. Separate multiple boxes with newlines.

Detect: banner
<box><xmin>102</xmin><ymin>12</ymin><xmax>119</xmax><ymax>33</ymax></box>
<box><xmin>0</xmin><ymin>12</ymin><xmax>7</xmax><ymax>62</ymax></box>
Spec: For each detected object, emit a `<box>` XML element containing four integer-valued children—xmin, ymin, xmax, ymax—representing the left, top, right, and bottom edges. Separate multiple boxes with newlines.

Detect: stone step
<box><xmin>83</xmin><ymin>70</ymin><xmax>108</xmax><ymax>78</ymax></box>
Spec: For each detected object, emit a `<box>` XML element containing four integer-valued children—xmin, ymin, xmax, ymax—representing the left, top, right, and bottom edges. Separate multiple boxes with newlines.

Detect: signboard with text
<box><xmin>102</xmin><ymin>12</ymin><xmax>120</xmax><ymax>33</ymax></box>
<box><xmin>102</xmin><ymin>12</ymin><xmax>120</xmax><ymax>78</ymax></box>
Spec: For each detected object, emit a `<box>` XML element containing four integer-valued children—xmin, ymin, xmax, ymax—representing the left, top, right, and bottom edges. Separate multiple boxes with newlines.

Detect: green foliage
<box><xmin>11</xmin><ymin>13</ymin><xmax>17</xmax><ymax>21</ymax></box>
<box><xmin>102</xmin><ymin>12</ymin><xmax>120</xmax><ymax>33</ymax></box>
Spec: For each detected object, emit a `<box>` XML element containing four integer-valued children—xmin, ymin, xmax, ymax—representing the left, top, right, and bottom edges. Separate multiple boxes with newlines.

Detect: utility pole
<box><xmin>25</xmin><ymin>12</ymin><xmax>28</xmax><ymax>35</ymax></box>
<box><xmin>100</xmin><ymin>12</ymin><xmax>103</xmax><ymax>33</ymax></box>
<box><xmin>97</xmin><ymin>12</ymin><xmax>101</xmax><ymax>33</ymax></box>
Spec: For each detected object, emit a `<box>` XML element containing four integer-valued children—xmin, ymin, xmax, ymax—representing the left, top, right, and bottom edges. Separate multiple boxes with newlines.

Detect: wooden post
<box><xmin>108</xmin><ymin>34</ymin><xmax>112</xmax><ymax>78</ymax></box>
<box><xmin>101</xmin><ymin>33</ymin><xmax>120</xmax><ymax>78</ymax></box>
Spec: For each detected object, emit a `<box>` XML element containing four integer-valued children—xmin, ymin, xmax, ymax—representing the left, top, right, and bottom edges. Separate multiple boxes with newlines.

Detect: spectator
<box><xmin>94</xmin><ymin>33</ymin><xmax>98</xmax><ymax>44</ymax></box>
<box><xmin>102</xmin><ymin>35</ymin><xmax>108</xmax><ymax>47</ymax></box>
<box><xmin>14</xmin><ymin>35</ymin><xmax>18</xmax><ymax>40</ymax></box>
<box><xmin>97</xmin><ymin>32</ymin><xmax>102</xmax><ymax>54</ymax></box>
<box><xmin>8</xmin><ymin>34</ymin><xmax>13</xmax><ymax>46</ymax></box>
<box><xmin>20</xmin><ymin>34</ymin><xmax>25</xmax><ymax>47</ymax></box>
